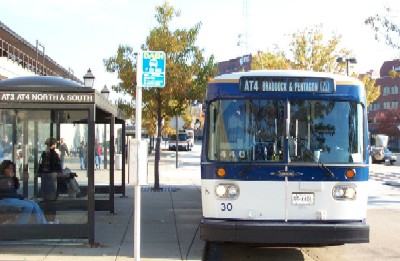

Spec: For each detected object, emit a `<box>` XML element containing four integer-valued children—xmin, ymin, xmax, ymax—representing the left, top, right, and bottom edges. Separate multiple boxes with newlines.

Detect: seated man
<box><xmin>0</xmin><ymin>160</ymin><xmax>48</xmax><ymax>224</ymax></box>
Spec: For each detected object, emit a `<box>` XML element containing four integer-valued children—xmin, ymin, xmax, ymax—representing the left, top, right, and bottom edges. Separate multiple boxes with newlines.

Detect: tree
<box><xmin>365</xmin><ymin>6</ymin><xmax>400</xmax><ymax>50</ymax></box>
<box><xmin>252</xmin><ymin>48</ymin><xmax>291</xmax><ymax>70</ymax></box>
<box><xmin>104</xmin><ymin>2</ymin><xmax>216</xmax><ymax>190</ymax></box>
<box><xmin>365</xmin><ymin>5</ymin><xmax>400</xmax><ymax>78</ymax></box>
<box><xmin>251</xmin><ymin>24</ymin><xmax>380</xmax><ymax>105</ymax></box>
<box><xmin>375</xmin><ymin>108</ymin><xmax>400</xmax><ymax>137</ymax></box>
<box><xmin>360</xmin><ymin>73</ymin><xmax>380</xmax><ymax>106</ymax></box>
<box><xmin>289</xmin><ymin>24</ymin><xmax>349</xmax><ymax>73</ymax></box>
<box><xmin>252</xmin><ymin>25</ymin><xmax>351</xmax><ymax>73</ymax></box>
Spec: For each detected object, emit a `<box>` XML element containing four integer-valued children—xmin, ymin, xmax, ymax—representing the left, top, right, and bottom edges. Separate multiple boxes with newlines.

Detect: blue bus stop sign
<box><xmin>136</xmin><ymin>51</ymin><xmax>166</xmax><ymax>88</ymax></box>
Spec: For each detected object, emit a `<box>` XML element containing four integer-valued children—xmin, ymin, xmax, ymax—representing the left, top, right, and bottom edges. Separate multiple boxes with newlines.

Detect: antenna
<box><xmin>237</xmin><ymin>0</ymin><xmax>249</xmax><ymax>55</ymax></box>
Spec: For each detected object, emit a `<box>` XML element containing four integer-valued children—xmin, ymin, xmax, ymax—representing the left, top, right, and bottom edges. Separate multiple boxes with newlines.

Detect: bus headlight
<box><xmin>215</xmin><ymin>184</ymin><xmax>240</xmax><ymax>199</ymax></box>
<box><xmin>332</xmin><ymin>185</ymin><xmax>357</xmax><ymax>200</ymax></box>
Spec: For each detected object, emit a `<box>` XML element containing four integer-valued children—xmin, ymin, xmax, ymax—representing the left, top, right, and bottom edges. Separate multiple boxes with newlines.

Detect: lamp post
<box><xmin>83</xmin><ymin>68</ymin><xmax>95</xmax><ymax>88</ymax></box>
<box><xmin>101</xmin><ymin>85</ymin><xmax>110</xmax><ymax>99</ymax></box>
<box><xmin>336</xmin><ymin>57</ymin><xmax>357</xmax><ymax>76</ymax></box>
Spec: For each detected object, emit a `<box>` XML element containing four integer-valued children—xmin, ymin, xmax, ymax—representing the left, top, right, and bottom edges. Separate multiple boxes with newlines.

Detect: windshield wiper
<box><xmin>294</xmin><ymin>138</ymin><xmax>335</xmax><ymax>178</ymax></box>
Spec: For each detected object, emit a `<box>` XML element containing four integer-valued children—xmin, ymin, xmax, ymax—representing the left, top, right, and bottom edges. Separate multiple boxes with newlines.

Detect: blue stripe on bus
<box><xmin>201</xmin><ymin>164</ymin><xmax>369</xmax><ymax>182</ymax></box>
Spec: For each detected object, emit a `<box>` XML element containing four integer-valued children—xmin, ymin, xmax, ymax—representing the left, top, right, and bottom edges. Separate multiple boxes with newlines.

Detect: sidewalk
<box><xmin>0</xmin><ymin>146</ymin><xmax>204</xmax><ymax>261</ymax></box>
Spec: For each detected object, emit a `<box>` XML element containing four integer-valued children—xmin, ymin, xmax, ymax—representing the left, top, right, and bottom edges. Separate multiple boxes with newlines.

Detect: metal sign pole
<box><xmin>133</xmin><ymin>50</ymin><xmax>165</xmax><ymax>261</ymax></box>
<box><xmin>134</xmin><ymin>52</ymin><xmax>143</xmax><ymax>261</ymax></box>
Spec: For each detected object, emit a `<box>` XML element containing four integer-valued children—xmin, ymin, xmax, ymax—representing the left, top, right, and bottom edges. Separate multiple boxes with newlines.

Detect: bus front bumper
<box><xmin>200</xmin><ymin>219</ymin><xmax>369</xmax><ymax>245</ymax></box>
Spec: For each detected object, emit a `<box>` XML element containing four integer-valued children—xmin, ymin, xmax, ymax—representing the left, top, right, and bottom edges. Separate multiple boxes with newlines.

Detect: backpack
<box><xmin>38</xmin><ymin>151</ymin><xmax>51</xmax><ymax>174</ymax></box>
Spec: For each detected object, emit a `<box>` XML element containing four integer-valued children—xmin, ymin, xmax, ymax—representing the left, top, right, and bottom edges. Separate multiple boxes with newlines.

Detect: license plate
<box><xmin>292</xmin><ymin>193</ymin><xmax>314</xmax><ymax>205</ymax></box>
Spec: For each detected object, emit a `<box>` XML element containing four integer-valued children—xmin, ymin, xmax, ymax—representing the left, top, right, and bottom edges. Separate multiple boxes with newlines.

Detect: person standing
<box><xmin>78</xmin><ymin>141</ymin><xmax>87</xmax><ymax>170</ymax></box>
<box><xmin>59</xmin><ymin>138</ymin><xmax>69</xmax><ymax>169</ymax></box>
<box><xmin>39</xmin><ymin>138</ymin><xmax>63</xmax><ymax>222</ymax></box>
<box><xmin>1</xmin><ymin>135</ymin><xmax>12</xmax><ymax>160</ymax></box>
<box><xmin>94</xmin><ymin>139</ymin><xmax>102</xmax><ymax>170</ymax></box>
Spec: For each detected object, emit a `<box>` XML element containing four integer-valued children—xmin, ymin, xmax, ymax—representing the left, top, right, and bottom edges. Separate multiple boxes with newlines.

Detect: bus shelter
<box><xmin>0</xmin><ymin>76</ymin><xmax>126</xmax><ymax>245</ymax></box>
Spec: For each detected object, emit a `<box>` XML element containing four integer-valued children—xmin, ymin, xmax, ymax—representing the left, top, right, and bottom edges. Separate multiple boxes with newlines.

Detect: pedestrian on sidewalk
<box><xmin>78</xmin><ymin>141</ymin><xmax>87</xmax><ymax>170</ymax></box>
<box><xmin>95</xmin><ymin>139</ymin><xmax>102</xmax><ymax>170</ymax></box>
<box><xmin>1</xmin><ymin>135</ymin><xmax>12</xmax><ymax>160</ymax></box>
<box><xmin>59</xmin><ymin>138</ymin><xmax>69</xmax><ymax>169</ymax></box>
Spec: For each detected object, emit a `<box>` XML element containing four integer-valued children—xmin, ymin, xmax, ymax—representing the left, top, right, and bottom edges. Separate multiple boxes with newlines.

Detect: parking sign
<box><xmin>136</xmin><ymin>51</ymin><xmax>166</xmax><ymax>88</ymax></box>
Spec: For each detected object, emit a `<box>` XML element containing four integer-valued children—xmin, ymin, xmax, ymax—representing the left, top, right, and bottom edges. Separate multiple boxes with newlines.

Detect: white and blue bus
<box><xmin>200</xmin><ymin>70</ymin><xmax>369</xmax><ymax>245</ymax></box>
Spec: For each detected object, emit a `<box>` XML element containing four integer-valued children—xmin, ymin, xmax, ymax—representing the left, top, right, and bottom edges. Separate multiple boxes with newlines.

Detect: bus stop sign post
<box><xmin>133</xmin><ymin>51</ymin><xmax>166</xmax><ymax>261</ymax></box>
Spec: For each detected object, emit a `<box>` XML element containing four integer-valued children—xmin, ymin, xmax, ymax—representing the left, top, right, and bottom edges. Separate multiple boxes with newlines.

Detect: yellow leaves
<box><xmin>389</xmin><ymin>70</ymin><xmax>400</xmax><ymax>79</ymax></box>
<box><xmin>360</xmin><ymin>73</ymin><xmax>380</xmax><ymax>106</ymax></box>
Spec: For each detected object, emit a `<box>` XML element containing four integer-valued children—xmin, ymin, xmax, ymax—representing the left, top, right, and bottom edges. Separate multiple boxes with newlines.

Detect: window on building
<box><xmin>392</xmin><ymin>101</ymin><xmax>398</xmax><ymax>108</ymax></box>
<box><xmin>383</xmin><ymin>87</ymin><xmax>390</xmax><ymax>96</ymax></box>
<box><xmin>392</xmin><ymin>85</ymin><xmax>399</xmax><ymax>94</ymax></box>
<box><xmin>372</xmin><ymin>103</ymin><xmax>380</xmax><ymax>110</ymax></box>
<box><xmin>384</xmin><ymin>102</ymin><xmax>391</xmax><ymax>109</ymax></box>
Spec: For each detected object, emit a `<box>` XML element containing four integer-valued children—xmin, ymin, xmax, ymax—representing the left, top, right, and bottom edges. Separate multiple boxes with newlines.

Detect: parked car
<box><xmin>383</xmin><ymin>148</ymin><xmax>397</xmax><ymax>164</ymax></box>
<box><xmin>371</xmin><ymin>146</ymin><xmax>397</xmax><ymax>164</ymax></box>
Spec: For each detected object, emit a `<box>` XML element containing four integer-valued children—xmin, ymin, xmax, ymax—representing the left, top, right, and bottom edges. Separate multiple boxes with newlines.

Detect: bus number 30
<box><xmin>221</xmin><ymin>203</ymin><xmax>233</xmax><ymax>211</ymax></box>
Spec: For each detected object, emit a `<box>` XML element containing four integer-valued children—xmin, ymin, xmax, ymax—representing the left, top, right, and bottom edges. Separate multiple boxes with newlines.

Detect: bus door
<box><xmin>281</xmin><ymin>100</ymin><xmax>316</xmax><ymax>221</ymax></box>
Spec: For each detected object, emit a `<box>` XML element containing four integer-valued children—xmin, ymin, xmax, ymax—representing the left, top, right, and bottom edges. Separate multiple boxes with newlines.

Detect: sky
<box><xmin>1</xmin><ymin>0</ymin><xmax>399</xmax><ymax>98</ymax></box>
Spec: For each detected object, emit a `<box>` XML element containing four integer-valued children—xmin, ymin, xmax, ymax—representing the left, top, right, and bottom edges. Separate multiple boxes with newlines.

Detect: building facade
<box><xmin>217</xmin><ymin>54</ymin><xmax>252</xmax><ymax>75</ymax></box>
<box><xmin>368</xmin><ymin>59</ymin><xmax>400</xmax><ymax>149</ymax></box>
<box><xmin>0</xmin><ymin>21</ymin><xmax>81</xmax><ymax>82</ymax></box>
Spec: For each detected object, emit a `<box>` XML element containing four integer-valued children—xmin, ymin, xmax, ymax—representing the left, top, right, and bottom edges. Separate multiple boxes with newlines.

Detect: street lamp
<box><xmin>336</xmin><ymin>57</ymin><xmax>357</xmax><ymax>76</ymax></box>
<box><xmin>83</xmin><ymin>68</ymin><xmax>95</xmax><ymax>88</ymax></box>
<box><xmin>101</xmin><ymin>85</ymin><xmax>110</xmax><ymax>99</ymax></box>
<box><xmin>100</xmin><ymin>85</ymin><xmax>111</xmax><ymax>169</ymax></box>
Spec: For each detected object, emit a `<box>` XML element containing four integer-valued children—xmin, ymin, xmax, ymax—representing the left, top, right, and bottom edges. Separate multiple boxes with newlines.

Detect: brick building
<box><xmin>217</xmin><ymin>54</ymin><xmax>252</xmax><ymax>75</ymax></box>
<box><xmin>368</xmin><ymin>59</ymin><xmax>400</xmax><ymax>148</ymax></box>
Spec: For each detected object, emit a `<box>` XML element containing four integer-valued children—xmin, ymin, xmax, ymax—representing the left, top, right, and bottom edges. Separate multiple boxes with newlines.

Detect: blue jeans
<box><xmin>60</xmin><ymin>155</ymin><xmax>65</xmax><ymax>169</ymax></box>
<box><xmin>0</xmin><ymin>198</ymin><xmax>47</xmax><ymax>224</ymax></box>
<box><xmin>95</xmin><ymin>155</ymin><xmax>102</xmax><ymax>169</ymax></box>
<box><xmin>80</xmin><ymin>156</ymin><xmax>86</xmax><ymax>170</ymax></box>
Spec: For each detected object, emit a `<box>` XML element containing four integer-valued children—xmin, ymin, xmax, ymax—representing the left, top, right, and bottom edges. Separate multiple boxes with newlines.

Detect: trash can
<box><xmin>41</xmin><ymin>172</ymin><xmax>57</xmax><ymax>201</ymax></box>
<box><xmin>115</xmin><ymin>154</ymin><xmax>122</xmax><ymax>170</ymax></box>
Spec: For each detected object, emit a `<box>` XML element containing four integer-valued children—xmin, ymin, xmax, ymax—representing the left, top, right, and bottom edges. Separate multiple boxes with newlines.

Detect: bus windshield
<box><xmin>207</xmin><ymin>99</ymin><xmax>364</xmax><ymax>163</ymax></box>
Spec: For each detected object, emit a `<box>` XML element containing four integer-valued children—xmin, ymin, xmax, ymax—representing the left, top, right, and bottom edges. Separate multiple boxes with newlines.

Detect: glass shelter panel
<box><xmin>0</xmin><ymin>109</ymin><xmax>89</xmax><ymax>225</ymax></box>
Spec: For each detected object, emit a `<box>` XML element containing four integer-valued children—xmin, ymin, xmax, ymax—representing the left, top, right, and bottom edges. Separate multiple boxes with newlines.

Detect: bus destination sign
<box><xmin>239</xmin><ymin>77</ymin><xmax>335</xmax><ymax>93</ymax></box>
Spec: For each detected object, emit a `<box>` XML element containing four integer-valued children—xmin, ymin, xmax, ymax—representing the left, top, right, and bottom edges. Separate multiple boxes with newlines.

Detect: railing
<box><xmin>0</xmin><ymin>37</ymin><xmax>80</xmax><ymax>82</ymax></box>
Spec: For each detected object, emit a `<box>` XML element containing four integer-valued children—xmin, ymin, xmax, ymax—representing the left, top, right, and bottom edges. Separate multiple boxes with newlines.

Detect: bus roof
<box><xmin>211</xmin><ymin>70</ymin><xmax>362</xmax><ymax>86</ymax></box>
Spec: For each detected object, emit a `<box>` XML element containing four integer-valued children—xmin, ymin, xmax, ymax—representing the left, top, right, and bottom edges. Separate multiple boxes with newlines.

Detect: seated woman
<box><xmin>0</xmin><ymin>160</ymin><xmax>47</xmax><ymax>224</ymax></box>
